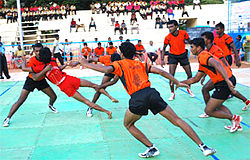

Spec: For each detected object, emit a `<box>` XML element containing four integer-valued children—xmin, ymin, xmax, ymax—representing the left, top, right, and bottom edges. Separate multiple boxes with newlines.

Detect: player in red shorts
<box><xmin>30</xmin><ymin>47</ymin><xmax>114</xmax><ymax>119</ymax></box>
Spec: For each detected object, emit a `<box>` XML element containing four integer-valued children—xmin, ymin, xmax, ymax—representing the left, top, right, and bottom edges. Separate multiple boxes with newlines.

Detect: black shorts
<box><xmin>225</xmin><ymin>55</ymin><xmax>232</xmax><ymax>66</ymax></box>
<box><xmin>104</xmin><ymin>73</ymin><xmax>115</xmax><ymax>78</ymax></box>
<box><xmin>212</xmin><ymin>75</ymin><xmax>236</xmax><ymax>100</ymax></box>
<box><xmin>23</xmin><ymin>76</ymin><xmax>50</xmax><ymax>92</ymax></box>
<box><xmin>168</xmin><ymin>51</ymin><xmax>189</xmax><ymax>66</ymax></box>
<box><xmin>129</xmin><ymin>87</ymin><xmax>168</xmax><ymax>115</ymax></box>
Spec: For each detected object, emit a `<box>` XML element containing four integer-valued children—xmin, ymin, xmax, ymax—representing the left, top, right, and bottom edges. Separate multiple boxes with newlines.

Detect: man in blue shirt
<box><xmin>0</xmin><ymin>36</ymin><xmax>11</xmax><ymax>79</ymax></box>
<box><xmin>235</xmin><ymin>35</ymin><xmax>244</xmax><ymax>52</ymax></box>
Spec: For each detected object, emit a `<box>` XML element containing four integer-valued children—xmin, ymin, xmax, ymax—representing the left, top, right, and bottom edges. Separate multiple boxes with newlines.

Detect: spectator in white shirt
<box><xmin>89</xmin><ymin>17</ymin><xmax>97</xmax><ymax>31</ymax></box>
<box><xmin>146</xmin><ymin>41</ymin><xmax>158</xmax><ymax>65</ymax></box>
<box><xmin>52</xmin><ymin>34</ymin><xmax>64</xmax><ymax>65</ymax></box>
<box><xmin>63</xmin><ymin>39</ymin><xmax>73</xmax><ymax>61</ymax></box>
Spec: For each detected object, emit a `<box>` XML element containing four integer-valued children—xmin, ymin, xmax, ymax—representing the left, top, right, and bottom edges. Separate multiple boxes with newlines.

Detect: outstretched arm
<box><xmin>150</xmin><ymin>66</ymin><xmax>189</xmax><ymax>88</ymax></box>
<box><xmin>79</xmin><ymin>57</ymin><xmax>113</xmax><ymax>73</ymax></box>
<box><xmin>181</xmin><ymin>71</ymin><xmax>204</xmax><ymax>85</ymax></box>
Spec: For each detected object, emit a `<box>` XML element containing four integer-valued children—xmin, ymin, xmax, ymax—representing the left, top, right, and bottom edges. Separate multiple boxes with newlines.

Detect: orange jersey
<box><xmin>81</xmin><ymin>47</ymin><xmax>91</xmax><ymax>56</ymax></box>
<box><xmin>94</xmin><ymin>47</ymin><xmax>104</xmax><ymax>56</ymax></box>
<box><xmin>214</xmin><ymin>34</ymin><xmax>233</xmax><ymax>56</ymax></box>
<box><xmin>198</xmin><ymin>51</ymin><xmax>232</xmax><ymax>84</ymax></box>
<box><xmin>27</xmin><ymin>56</ymin><xmax>45</xmax><ymax>81</ymax></box>
<box><xmin>111</xmin><ymin>59</ymin><xmax>151</xmax><ymax>95</ymax></box>
<box><xmin>205</xmin><ymin>44</ymin><xmax>224</xmax><ymax>59</ymax></box>
<box><xmin>99</xmin><ymin>55</ymin><xmax>111</xmax><ymax>66</ymax></box>
<box><xmin>106</xmin><ymin>47</ymin><xmax>117</xmax><ymax>55</ymax></box>
<box><xmin>164</xmin><ymin>30</ymin><xmax>189</xmax><ymax>55</ymax></box>
<box><xmin>135</xmin><ymin>44</ymin><xmax>145</xmax><ymax>51</ymax></box>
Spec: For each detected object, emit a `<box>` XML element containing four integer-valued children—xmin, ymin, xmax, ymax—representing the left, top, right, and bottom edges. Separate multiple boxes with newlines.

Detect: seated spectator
<box><xmin>131</xmin><ymin>22</ymin><xmax>139</xmax><ymax>34</ymax></box>
<box><xmin>14</xmin><ymin>45</ymin><xmax>25</xmax><ymax>60</ymax></box>
<box><xmin>193</xmin><ymin>0</ymin><xmax>202</xmax><ymax>10</ymax></box>
<box><xmin>155</xmin><ymin>15</ymin><xmax>162</xmax><ymax>29</ymax></box>
<box><xmin>140</xmin><ymin>8</ymin><xmax>147</xmax><ymax>20</ymax></box>
<box><xmin>76</xmin><ymin>18</ymin><xmax>86</xmax><ymax>32</ymax></box>
<box><xmin>119</xmin><ymin>5</ymin><xmax>125</xmax><ymax>15</ymax></box>
<box><xmin>146</xmin><ymin>40</ymin><xmax>158</xmax><ymax>65</ymax></box>
<box><xmin>106</xmin><ymin>42</ymin><xmax>117</xmax><ymax>55</ymax></box>
<box><xmin>135</xmin><ymin>40</ymin><xmax>146</xmax><ymax>61</ymax></box>
<box><xmin>81</xmin><ymin>43</ymin><xmax>92</xmax><ymax>59</ymax></box>
<box><xmin>167</xmin><ymin>7</ymin><xmax>174</xmax><ymax>21</ymax></box>
<box><xmin>162</xmin><ymin>15</ymin><xmax>167</xmax><ymax>27</ymax></box>
<box><xmin>114</xmin><ymin>21</ymin><xmax>122</xmax><ymax>35</ymax></box>
<box><xmin>121</xmin><ymin>20</ymin><xmax>127</xmax><ymax>34</ymax></box>
<box><xmin>94</xmin><ymin>42</ymin><xmax>105</xmax><ymax>57</ymax></box>
<box><xmin>90</xmin><ymin>2</ymin><xmax>95</xmax><ymax>14</ymax></box>
<box><xmin>106</xmin><ymin>4</ymin><xmax>112</xmax><ymax>17</ymax></box>
<box><xmin>89</xmin><ymin>17</ymin><xmax>97</xmax><ymax>31</ymax></box>
<box><xmin>130</xmin><ymin>12</ymin><xmax>137</xmax><ymax>25</ymax></box>
<box><xmin>95</xmin><ymin>2</ymin><xmax>101</xmax><ymax>14</ymax></box>
<box><xmin>146</xmin><ymin>7</ymin><xmax>153</xmax><ymax>19</ymax></box>
<box><xmin>70</xmin><ymin>18</ymin><xmax>76</xmax><ymax>32</ymax></box>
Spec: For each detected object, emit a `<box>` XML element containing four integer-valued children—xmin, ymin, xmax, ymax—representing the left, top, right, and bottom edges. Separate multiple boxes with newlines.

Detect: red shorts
<box><xmin>58</xmin><ymin>75</ymin><xmax>81</xmax><ymax>97</ymax></box>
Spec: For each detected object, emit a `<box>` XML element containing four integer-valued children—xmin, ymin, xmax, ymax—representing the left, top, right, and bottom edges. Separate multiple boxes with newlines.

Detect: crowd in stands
<box><xmin>0</xmin><ymin>4</ymin><xmax>77</xmax><ymax>23</ymax></box>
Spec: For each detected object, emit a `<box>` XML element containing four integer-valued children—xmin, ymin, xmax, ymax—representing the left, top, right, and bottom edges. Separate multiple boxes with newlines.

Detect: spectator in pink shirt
<box><xmin>167</xmin><ymin>7</ymin><xmax>174</xmax><ymax>21</ymax></box>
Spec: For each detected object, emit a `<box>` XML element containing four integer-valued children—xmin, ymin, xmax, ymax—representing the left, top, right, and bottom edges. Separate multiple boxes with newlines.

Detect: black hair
<box><xmin>111</xmin><ymin>53</ymin><xmax>121</xmax><ymax>62</ymax></box>
<box><xmin>39</xmin><ymin>47</ymin><xmax>52</xmax><ymax>64</ymax></box>
<box><xmin>55</xmin><ymin>34</ymin><xmax>59</xmax><ymax>38</ymax></box>
<box><xmin>126</xmin><ymin>39</ymin><xmax>130</xmax><ymax>42</ymax></box>
<box><xmin>34</xmin><ymin>43</ymin><xmax>43</xmax><ymax>48</ymax></box>
<box><xmin>119</xmin><ymin>42</ymin><xmax>136</xmax><ymax>59</ymax></box>
<box><xmin>215</xmin><ymin>22</ymin><xmax>224</xmax><ymax>29</ymax></box>
<box><xmin>97</xmin><ymin>42</ymin><xmax>101</xmax><ymax>45</ymax></box>
<box><xmin>109</xmin><ymin>42</ymin><xmax>113</xmax><ymax>45</ymax></box>
<box><xmin>201</xmin><ymin>31</ymin><xmax>214</xmax><ymax>42</ymax></box>
<box><xmin>190</xmin><ymin>38</ymin><xmax>205</xmax><ymax>50</ymax></box>
<box><xmin>168</xmin><ymin>20</ymin><xmax>178</xmax><ymax>26</ymax></box>
<box><xmin>83</xmin><ymin>43</ymin><xmax>87</xmax><ymax>46</ymax></box>
<box><xmin>237</xmin><ymin>35</ymin><xmax>242</xmax><ymax>40</ymax></box>
<box><xmin>138</xmin><ymin>40</ymin><xmax>141</xmax><ymax>43</ymax></box>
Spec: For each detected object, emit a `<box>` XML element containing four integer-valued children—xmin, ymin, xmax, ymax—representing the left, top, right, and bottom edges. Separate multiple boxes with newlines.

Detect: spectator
<box><xmin>70</xmin><ymin>18</ymin><xmax>76</xmax><ymax>32</ymax></box>
<box><xmin>110</xmin><ymin>13</ymin><xmax>115</xmax><ymax>26</ymax></box>
<box><xmin>14</xmin><ymin>45</ymin><xmax>25</xmax><ymax>60</ymax></box>
<box><xmin>181</xmin><ymin>6</ymin><xmax>189</xmax><ymax>17</ymax></box>
<box><xmin>146</xmin><ymin>40</ymin><xmax>159</xmax><ymax>65</ymax></box>
<box><xmin>52</xmin><ymin>34</ymin><xmax>64</xmax><ymax>65</ymax></box>
<box><xmin>0</xmin><ymin>36</ymin><xmax>11</xmax><ymax>79</ymax></box>
<box><xmin>94</xmin><ymin>42</ymin><xmax>105</xmax><ymax>57</ymax></box>
<box><xmin>105</xmin><ymin>37</ymin><xmax>112</xmax><ymax>48</ymax></box>
<box><xmin>155</xmin><ymin>15</ymin><xmax>162</xmax><ymax>29</ymax></box>
<box><xmin>130</xmin><ymin>12</ymin><xmax>137</xmax><ymax>25</ymax></box>
<box><xmin>235</xmin><ymin>35</ymin><xmax>244</xmax><ymax>56</ymax></box>
<box><xmin>146</xmin><ymin>7</ymin><xmax>153</xmax><ymax>19</ymax></box>
<box><xmin>162</xmin><ymin>15</ymin><xmax>167</xmax><ymax>27</ymax></box>
<box><xmin>95</xmin><ymin>2</ymin><xmax>101</xmax><ymax>14</ymax></box>
<box><xmin>193</xmin><ymin>0</ymin><xmax>202</xmax><ymax>10</ymax></box>
<box><xmin>121</xmin><ymin>20</ymin><xmax>127</xmax><ymax>34</ymax></box>
<box><xmin>167</xmin><ymin>7</ymin><xmax>174</xmax><ymax>21</ymax></box>
<box><xmin>63</xmin><ymin>39</ymin><xmax>73</xmax><ymax>61</ymax></box>
<box><xmin>140</xmin><ymin>8</ymin><xmax>147</xmax><ymax>20</ymax></box>
<box><xmin>76</xmin><ymin>18</ymin><xmax>86</xmax><ymax>32</ymax></box>
<box><xmin>90</xmin><ymin>2</ymin><xmax>95</xmax><ymax>14</ymax></box>
<box><xmin>135</xmin><ymin>40</ymin><xmax>146</xmax><ymax>61</ymax></box>
<box><xmin>114</xmin><ymin>21</ymin><xmax>122</xmax><ymax>35</ymax></box>
<box><xmin>106</xmin><ymin>42</ymin><xmax>117</xmax><ymax>55</ymax></box>
<box><xmin>81</xmin><ymin>43</ymin><xmax>92</xmax><ymax>59</ymax></box>
<box><xmin>89</xmin><ymin>17</ymin><xmax>97</xmax><ymax>32</ymax></box>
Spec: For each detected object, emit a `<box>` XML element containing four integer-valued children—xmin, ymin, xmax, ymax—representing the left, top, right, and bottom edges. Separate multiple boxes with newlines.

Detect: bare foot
<box><xmin>112</xmin><ymin>99</ymin><xmax>119</xmax><ymax>103</ymax></box>
<box><xmin>107</xmin><ymin>111</ymin><xmax>112</xmax><ymax>119</ymax></box>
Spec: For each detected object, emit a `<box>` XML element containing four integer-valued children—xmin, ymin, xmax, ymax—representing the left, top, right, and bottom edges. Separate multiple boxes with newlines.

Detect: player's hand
<box><xmin>161</xmin><ymin>60</ymin><xmax>165</xmax><ymax>68</ymax></box>
<box><xmin>176</xmin><ymin>82</ymin><xmax>189</xmax><ymax>89</ymax></box>
<box><xmin>201</xmin><ymin>76</ymin><xmax>206</xmax><ymax>86</ymax></box>
<box><xmin>227</xmin><ymin>80</ymin><xmax>237</xmax><ymax>95</ymax></box>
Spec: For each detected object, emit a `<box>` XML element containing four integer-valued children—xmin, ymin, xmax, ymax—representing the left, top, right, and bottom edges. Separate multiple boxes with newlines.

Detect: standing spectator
<box><xmin>0</xmin><ymin>36</ymin><xmax>11</xmax><ymax>79</ymax></box>
<box><xmin>106</xmin><ymin>42</ymin><xmax>117</xmax><ymax>55</ymax></box>
<box><xmin>70</xmin><ymin>18</ymin><xmax>76</xmax><ymax>32</ymax></box>
<box><xmin>146</xmin><ymin>41</ymin><xmax>159</xmax><ymax>65</ymax></box>
<box><xmin>63</xmin><ymin>39</ymin><xmax>73</xmax><ymax>61</ymax></box>
<box><xmin>193</xmin><ymin>0</ymin><xmax>202</xmax><ymax>10</ymax></box>
<box><xmin>66</xmin><ymin>4</ymin><xmax>70</xmax><ymax>15</ymax></box>
<box><xmin>81</xmin><ymin>43</ymin><xmax>92</xmax><ymax>59</ymax></box>
<box><xmin>110</xmin><ymin>13</ymin><xmax>115</xmax><ymax>26</ymax></box>
<box><xmin>235</xmin><ymin>35</ymin><xmax>244</xmax><ymax>54</ymax></box>
<box><xmin>121</xmin><ymin>20</ymin><xmax>127</xmax><ymax>34</ymax></box>
<box><xmin>94</xmin><ymin>42</ymin><xmax>104</xmax><ymax>57</ymax></box>
<box><xmin>114</xmin><ymin>21</ymin><xmax>122</xmax><ymax>35</ymax></box>
<box><xmin>89</xmin><ymin>17</ymin><xmax>97</xmax><ymax>32</ymax></box>
<box><xmin>52</xmin><ymin>34</ymin><xmax>64</xmax><ymax>65</ymax></box>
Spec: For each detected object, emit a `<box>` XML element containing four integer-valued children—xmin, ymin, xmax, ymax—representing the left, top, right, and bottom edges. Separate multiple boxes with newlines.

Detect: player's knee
<box><xmin>123</xmin><ymin>121</ymin><xmax>133</xmax><ymax>130</ymax></box>
<box><xmin>204</xmin><ymin>108</ymin><xmax>212</xmax><ymax>116</ymax></box>
<box><xmin>201</xmin><ymin>86</ymin><xmax>208</xmax><ymax>94</ymax></box>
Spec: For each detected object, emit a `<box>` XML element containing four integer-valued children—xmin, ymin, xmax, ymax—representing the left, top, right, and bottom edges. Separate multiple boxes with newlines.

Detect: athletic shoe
<box><xmin>230</xmin><ymin>115</ymin><xmax>242</xmax><ymax>133</ymax></box>
<box><xmin>224</xmin><ymin>125</ymin><xmax>243</xmax><ymax>131</ymax></box>
<box><xmin>242</xmin><ymin>99</ymin><xmax>250</xmax><ymax>111</ymax></box>
<box><xmin>187</xmin><ymin>88</ymin><xmax>195</xmax><ymax>98</ymax></box>
<box><xmin>199</xmin><ymin>144</ymin><xmax>216</xmax><ymax>156</ymax></box>
<box><xmin>198</xmin><ymin>113</ymin><xmax>209</xmax><ymax>118</ymax></box>
<box><xmin>168</xmin><ymin>92</ymin><xmax>175</xmax><ymax>101</ymax></box>
<box><xmin>86</xmin><ymin>108</ymin><xmax>93</xmax><ymax>117</ymax></box>
<box><xmin>48</xmin><ymin>105</ymin><xmax>58</xmax><ymax>113</ymax></box>
<box><xmin>3</xmin><ymin>118</ymin><xmax>10</xmax><ymax>127</ymax></box>
<box><xmin>138</xmin><ymin>145</ymin><xmax>160</xmax><ymax>158</ymax></box>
